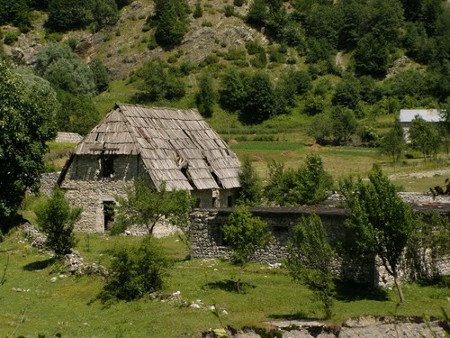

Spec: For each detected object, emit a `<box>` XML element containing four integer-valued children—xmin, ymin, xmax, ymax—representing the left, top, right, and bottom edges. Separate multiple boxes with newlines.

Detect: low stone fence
<box><xmin>190</xmin><ymin>207</ymin><xmax>449</xmax><ymax>288</ymax></box>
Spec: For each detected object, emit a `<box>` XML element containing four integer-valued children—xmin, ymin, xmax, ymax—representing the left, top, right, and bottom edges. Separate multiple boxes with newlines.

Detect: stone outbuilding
<box><xmin>58</xmin><ymin>104</ymin><xmax>241</xmax><ymax>232</ymax></box>
<box><xmin>399</xmin><ymin>109</ymin><xmax>444</xmax><ymax>141</ymax></box>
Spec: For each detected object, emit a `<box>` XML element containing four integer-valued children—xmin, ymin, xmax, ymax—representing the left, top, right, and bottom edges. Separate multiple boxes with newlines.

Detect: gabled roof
<box><xmin>74</xmin><ymin>104</ymin><xmax>241</xmax><ymax>191</ymax></box>
<box><xmin>399</xmin><ymin>109</ymin><xmax>443</xmax><ymax>123</ymax></box>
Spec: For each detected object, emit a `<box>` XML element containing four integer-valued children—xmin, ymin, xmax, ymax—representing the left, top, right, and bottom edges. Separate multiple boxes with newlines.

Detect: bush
<box><xmin>196</xmin><ymin>73</ymin><xmax>216</xmax><ymax>118</ymax></box>
<box><xmin>223</xmin><ymin>205</ymin><xmax>271</xmax><ymax>265</ymax></box>
<box><xmin>237</xmin><ymin>157</ymin><xmax>263</xmax><ymax>206</ymax></box>
<box><xmin>89</xmin><ymin>58</ymin><xmax>110</xmax><ymax>92</ymax></box>
<box><xmin>3</xmin><ymin>31</ymin><xmax>19</xmax><ymax>45</ymax></box>
<box><xmin>100</xmin><ymin>237</ymin><xmax>171</xmax><ymax>301</ymax></box>
<box><xmin>233</xmin><ymin>0</ymin><xmax>245</xmax><ymax>6</ymax></box>
<box><xmin>224</xmin><ymin>5</ymin><xmax>234</xmax><ymax>17</ymax></box>
<box><xmin>287</xmin><ymin>214</ymin><xmax>336</xmax><ymax>319</ymax></box>
<box><xmin>36</xmin><ymin>189</ymin><xmax>82</xmax><ymax>256</ymax></box>
<box><xmin>265</xmin><ymin>155</ymin><xmax>333</xmax><ymax>206</ymax></box>
<box><xmin>193</xmin><ymin>0</ymin><xmax>203</xmax><ymax>18</ymax></box>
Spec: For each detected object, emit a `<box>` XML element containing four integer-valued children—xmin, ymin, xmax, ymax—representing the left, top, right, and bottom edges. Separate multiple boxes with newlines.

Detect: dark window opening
<box><xmin>194</xmin><ymin>198</ymin><xmax>201</xmax><ymax>208</ymax></box>
<box><xmin>101</xmin><ymin>156</ymin><xmax>115</xmax><ymax>178</ymax></box>
<box><xmin>212</xmin><ymin>197</ymin><xmax>218</xmax><ymax>208</ymax></box>
<box><xmin>103</xmin><ymin>201</ymin><xmax>116</xmax><ymax>231</ymax></box>
<box><xmin>227</xmin><ymin>196</ymin><xmax>233</xmax><ymax>207</ymax></box>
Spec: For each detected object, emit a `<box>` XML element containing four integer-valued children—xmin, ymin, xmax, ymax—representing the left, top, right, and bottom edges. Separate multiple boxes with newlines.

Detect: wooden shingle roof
<box><xmin>74</xmin><ymin>104</ymin><xmax>241</xmax><ymax>191</ymax></box>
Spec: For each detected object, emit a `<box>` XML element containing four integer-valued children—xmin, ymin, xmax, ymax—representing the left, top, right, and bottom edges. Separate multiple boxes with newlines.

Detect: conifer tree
<box><xmin>195</xmin><ymin>73</ymin><xmax>215</xmax><ymax>118</ymax></box>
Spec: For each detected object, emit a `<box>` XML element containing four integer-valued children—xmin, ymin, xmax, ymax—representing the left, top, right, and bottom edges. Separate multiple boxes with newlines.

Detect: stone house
<box><xmin>58</xmin><ymin>104</ymin><xmax>241</xmax><ymax>232</ymax></box>
<box><xmin>399</xmin><ymin>109</ymin><xmax>443</xmax><ymax>141</ymax></box>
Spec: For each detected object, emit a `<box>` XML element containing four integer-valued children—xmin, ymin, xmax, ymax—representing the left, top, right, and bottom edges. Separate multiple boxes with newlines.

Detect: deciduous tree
<box><xmin>0</xmin><ymin>62</ymin><xmax>56</xmax><ymax>231</ymax></box>
<box><xmin>340</xmin><ymin>166</ymin><xmax>415</xmax><ymax>303</ymax></box>
<box><xmin>287</xmin><ymin>214</ymin><xmax>336</xmax><ymax>319</ymax></box>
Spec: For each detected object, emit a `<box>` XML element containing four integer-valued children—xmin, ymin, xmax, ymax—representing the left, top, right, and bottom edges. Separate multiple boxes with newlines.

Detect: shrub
<box><xmin>287</xmin><ymin>214</ymin><xmax>336</xmax><ymax>319</ymax></box>
<box><xmin>219</xmin><ymin>68</ymin><xmax>247</xmax><ymax>112</ymax></box>
<box><xmin>224</xmin><ymin>5</ymin><xmax>234</xmax><ymax>17</ymax></box>
<box><xmin>196</xmin><ymin>73</ymin><xmax>216</xmax><ymax>118</ymax></box>
<box><xmin>233</xmin><ymin>0</ymin><xmax>245</xmax><ymax>6</ymax></box>
<box><xmin>265</xmin><ymin>155</ymin><xmax>333</xmax><ymax>206</ymax></box>
<box><xmin>89</xmin><ymin>58</ymin><xmax>110</xmax><ymax>92</ymax></box>
<box><xmin>223</xmin><ymin>205</ymin><xmax>271</xmax><ymax>265</ymax></box>
<box><xmin>100</xmin><ymin>237</ymin><xmax>171</xmax><ymax>301</ymax></box>
<box><xmin>237</xmin><ymin>157</ymin><xmax>263</xmax><ymax>206</ymax></box>
<box><xmin>193</xmin><ymin>0</ymin><xmax>203</xmax><ymax>18</ymax></box>
<box><xmin>3</xmin><ymin>31</ymin><xmax>19</xmax><ymax>45</ymax></box>
<box><xmin>36</xmin><ymin>189</ymin><xmax>82</xmax><ymax>257</ymax></box>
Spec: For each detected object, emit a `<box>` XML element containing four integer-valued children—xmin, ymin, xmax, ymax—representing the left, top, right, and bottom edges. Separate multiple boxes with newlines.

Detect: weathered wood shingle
<box><xmin>74</xmin><ymin>104</ymin><xmax>241</xmax><ymax>191</ymax></box>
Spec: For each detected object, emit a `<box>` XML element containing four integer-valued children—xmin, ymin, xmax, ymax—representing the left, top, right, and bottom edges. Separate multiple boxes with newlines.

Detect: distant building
<box><xmin>55</xmin><ymin>132</ymin><xmax>83</xmax><ymax>144</ymax></box>
<box><xmin>58</xmin><ymin>104</ymin><xmax>241</xmax><ymax>232</ymax></box>
<box><xmin>399</xmin><ymin>109</ymin><xmax>443</xmax><ymax>141</ymax></box>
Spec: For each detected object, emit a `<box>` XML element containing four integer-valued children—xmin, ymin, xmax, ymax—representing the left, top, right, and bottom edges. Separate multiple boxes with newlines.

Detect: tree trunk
<box><xmin>393</xmin><ymin>273</ymin><xmax>405</xmax><ymax>303</ymax></box>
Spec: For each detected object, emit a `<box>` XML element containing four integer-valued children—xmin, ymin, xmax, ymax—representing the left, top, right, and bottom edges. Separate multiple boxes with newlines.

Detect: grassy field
<box><xmin>1</xmin><ymin>230</ymin><xmax>449</xmax><ymax>337</ymax></box>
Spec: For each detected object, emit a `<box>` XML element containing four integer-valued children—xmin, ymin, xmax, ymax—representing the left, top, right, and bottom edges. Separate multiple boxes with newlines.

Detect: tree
<box><xmin>340</xmin><ymin>166</ymin><xmax>415</xmax><ymax>303</ymax></box>
<box><xmin>193</xmin><ymin>0</ymin><xmax>203</xmax><ymax>18</ymax></box>
<box><xmin>0</xmin><ymin>62</ymin><xmax>56</xmax><ymax>231</ymax></box>
<box><xmin>222</xmin><ymin>205</ymin><xmax>271</xmax><ymax>292</ymax></box>
<box><xmin>89</xmin><ymin>58</ymin><xmax>110</xmax><ymax>93</ymax></box>
<box><xmin>379</xmin><ymin>119</ymin><xmax>405</xmax><ymax>162</ymax></box>
<box><xmin>265</xmin><ymin>155</ymin><xmax>333</xmax><ymax>206</ymax></box>
<box><xmin>91</xmin><ymin>0</ymin><xmax>119</xmax><ymax>31</ymax></box>
<box><xmin>240</xmin><ymin>72</ymin><xmax>277</xmax><ymax>124</ymax></box>
<box><xmin>136</xmin><ymin>60</ymin><xmax>186</xmax><ymax>101</ymax></box>
<box><xmin>100</xmin><ymin>236</ymin><xmax>171</xmax><ymax>301</ymax></box>
<box><xmin>36</xmin><ymin>189</ymin><xmax>82</xmax><ymax>256</ymax></box>
<box><xmin>46</xmin><ymin>0</ymin><xmax>95</xmax><ymax>31</ymax></box>
<box><xmin>237</xmin><ymin>157</ymin><xmax>263</xmax><ymax>206</ymax></box>
<box><xmin>332</xmin><ymin>75</ymin><xmax>362</xmax><ymax>110</ymax></box>
<box><xmin>354</xmin><ymin>33</ymin><xmax>389</xmax><ymax>78</ymax></box>
<box><xmin>35</xmin><ymin>43</ymin><xmax>96</xmax><ymax>96</ymax></box>
<box><xmin>114</xmin><ymin>180</ymin><xmax>193</xmax><ymax>235</ymax></box>
<box><xmin>246</xmin><ymin>0</ymin><xmax>268</xmax><ymax>27</ymax></box>
<box><xmin>56</xmin><ymin>91</ymin><xmax>100</xmax><ymax>135</ymax></box>
<box><xmin>0</xmin><ymin>0</ymin><xmax>31</xmax><ymax>30</ymax></box>
<box><xmin>287</xmin><ymin>214</ymin><xmax>336</xmax><ymax>319</ymax></box>
<box><xmin>307</xmin><ymin>113</ymin><xmax>334</xmax><ymax>145</ymax></box>
<box><xmin>331</xmin><ymin>108</ymin><xmax>358</xmax><ymax>145</ymax></box>
<box><xmin>154</xmin><ymin>0</ymin><xmax>189</xmax><ymax>48</ymax></box>
<box><xmin>195</xmin><ymin>73</ymin><xmax>215</xmax><ymax>118</ymax></box>
<box><xmin>219</xmin><ymin>68</ymin><xmax>247</xmax><ymax>112</ymax></box>
<box><xmin>409</xmin><ymin>117</ymin><xmax>441</xmax><ymax>159</ymax></box>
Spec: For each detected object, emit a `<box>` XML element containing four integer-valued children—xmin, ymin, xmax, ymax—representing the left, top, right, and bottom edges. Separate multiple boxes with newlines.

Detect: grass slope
<box><xmin>1</xmin><ymin>230</ymin><xmax>449</xmax><ymax>337</ymax></box>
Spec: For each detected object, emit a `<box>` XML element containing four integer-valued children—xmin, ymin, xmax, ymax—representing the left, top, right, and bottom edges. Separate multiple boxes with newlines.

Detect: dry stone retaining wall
<box><xmin>190</xmin><ymin>207</ymin><xmax>449</xmax><ymax>288</ymax></box>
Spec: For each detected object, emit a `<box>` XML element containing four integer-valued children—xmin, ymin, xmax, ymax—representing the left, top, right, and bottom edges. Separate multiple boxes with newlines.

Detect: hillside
<box><xmin>1</xmin><ymin>0</ymin><xmax>449</xmax><ymax>184</ymax></box>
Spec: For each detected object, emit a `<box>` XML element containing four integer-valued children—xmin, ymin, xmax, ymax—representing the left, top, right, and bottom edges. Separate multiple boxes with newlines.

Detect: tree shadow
<box><xmin>203</xmin><ymin>279</ymin><xmax>256</xmax><ymax>294</ymax></box>
<box><xmin>23</xmin><ymin>257</ymin><xmax>56</xmax><ymax>271</ymax></box>
<box><xmin>268</xmin><ymin>311</ymin><xmax>319</xmax><ymax>321</ymax></box>
<box><xmin>334</xmin><ymin>280</ymin><xmax>388</xmax><ymax>301</ymax></box>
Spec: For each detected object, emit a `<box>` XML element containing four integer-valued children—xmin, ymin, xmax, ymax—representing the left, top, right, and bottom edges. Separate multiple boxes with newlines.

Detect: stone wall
<box><xmin>61</xmin><ymin>154</ymin><xmax>238</xmax><ymax>232</ymax></box>
<box><xmin>39</xmin><ymin>172</ymin><xmax>61</xmax><ymax>196</ymax></box>
<box><xmin>190</xmin><ymin>207</ymin><xmax>449</xmax><ymax>287</ymax></box>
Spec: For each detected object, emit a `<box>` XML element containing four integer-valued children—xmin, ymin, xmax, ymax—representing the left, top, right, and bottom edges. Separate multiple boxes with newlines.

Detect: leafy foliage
<box><xmin>409</xmin><ymin>117</ymin><xmax>441</xmax><ymax>159</ymax></box>
<box><xmin>89</xmin><ymin>58</ymin><xmax>110</xmax><ymax>93</ymax></box>
<box><xmin>36</xmin><ymin>189</ymin><xmax>82</xmax><ymax>256</ymax></box>
<box><xmin>406</xmin><ymin>212</ymin><xmax>450</xmax><ymax>281</ymax></box>
<box><xmin>46</xmin><ymin>0</ymin><xmax>119</xmax><ymax>31</ymax></box>
<box><xmin>153</xmin><ymin>0</ymin><xmax>189</xmax><ymax>48</ymax></box>
<box><xmin>35</xmin><ymin>43</ymin><xmax>96</xmax><ymax>96</ymax></box>
<box><xmin>101</xmin><ymin>237</ymin><xmax>171</xmax><ymax>301</ymax></box>
<box><xmin>287</xmin><ymin>214</ymin><xmax>336</xmax><ymax>319</ymax></box>
<box><xmin>0</xmin><ymin>62</ymin><xmax>56</xmax><ymax>231</ymax></box>
<box><xmin>136</xmin><ymin>60</ymin><xmax>186</xmax><ymax>101</ymax></box>
<box><xmin>265</xmin><ymin>155</ymin><xmax>333</xmax><ymax>206</ymax></box>
<box><xmin>222</xmin><ymin>205</ymin><xmax>271</xmax><ymax>265</ymax></box>
<box><xmin>219</xmin><ymin>68</ymin><xmax>247</xmax><ymax>112</ymax></box>
<box><xmin>113</xmin><ymin>180</ymin><xmax>193</xmax><ymax>235</ymax></box>
<box><xmin>340</xmin><ymin>166</ymin><xmax>415</xmax><ymax>302</ymax></box>
<box><xmin>195</xmin><ymin>73</ymin><xmax>215</xmax><ymax>118</ymax></box>
<box><xmin>237</xmin><ymin>157</ymin><xmax>263</xmax><ymax>206</ymax></box>
<box><xmin>379</xmin><ymin>119</ymin><xmax>405</xmax><ymax>162</ymax></box>
<box><xmin>0</xmin><ymin>0</ymin><xmax>31</xmax><ymax>30</ymax></box>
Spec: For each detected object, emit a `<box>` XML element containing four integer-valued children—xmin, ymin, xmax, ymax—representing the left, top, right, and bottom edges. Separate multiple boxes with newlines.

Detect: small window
<box><xmin>101</xmin><ymin>156</ymin><xmax>114</xmax><ymax>178</ymax></box>
<box><xmin>227</xmin><ymin>196</ymin><xmax>233</xmax><ymax>207</ymax></box>
<box><xmin>212</xmin><ymin>197</ymin><xmax>218</xmax><ymax>208</ymax></box>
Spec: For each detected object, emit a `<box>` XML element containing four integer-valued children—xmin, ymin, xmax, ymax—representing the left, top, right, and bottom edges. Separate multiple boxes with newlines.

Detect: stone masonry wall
<box><xmin>190</xmin><ymin>207</ymin><xmax>449</xmax><ymax>287</ymax></box>
<box><xmin>60</xmin><ymin>155</ymin><xmax>141</xmax><ymax>232</ymax></box>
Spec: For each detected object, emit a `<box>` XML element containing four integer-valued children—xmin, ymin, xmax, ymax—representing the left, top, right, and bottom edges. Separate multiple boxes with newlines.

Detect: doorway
<box><xmin>103</xmin><ymin>201</ymin><xmax>116</xmax><ymax>231</ymax></box>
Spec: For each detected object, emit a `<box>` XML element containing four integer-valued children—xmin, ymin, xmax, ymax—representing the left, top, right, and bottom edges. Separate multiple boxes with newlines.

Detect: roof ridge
<box><xmin>116</xmin><ymin>102</ymin><xmax>199</xmax><ymax>113</ymax></box>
